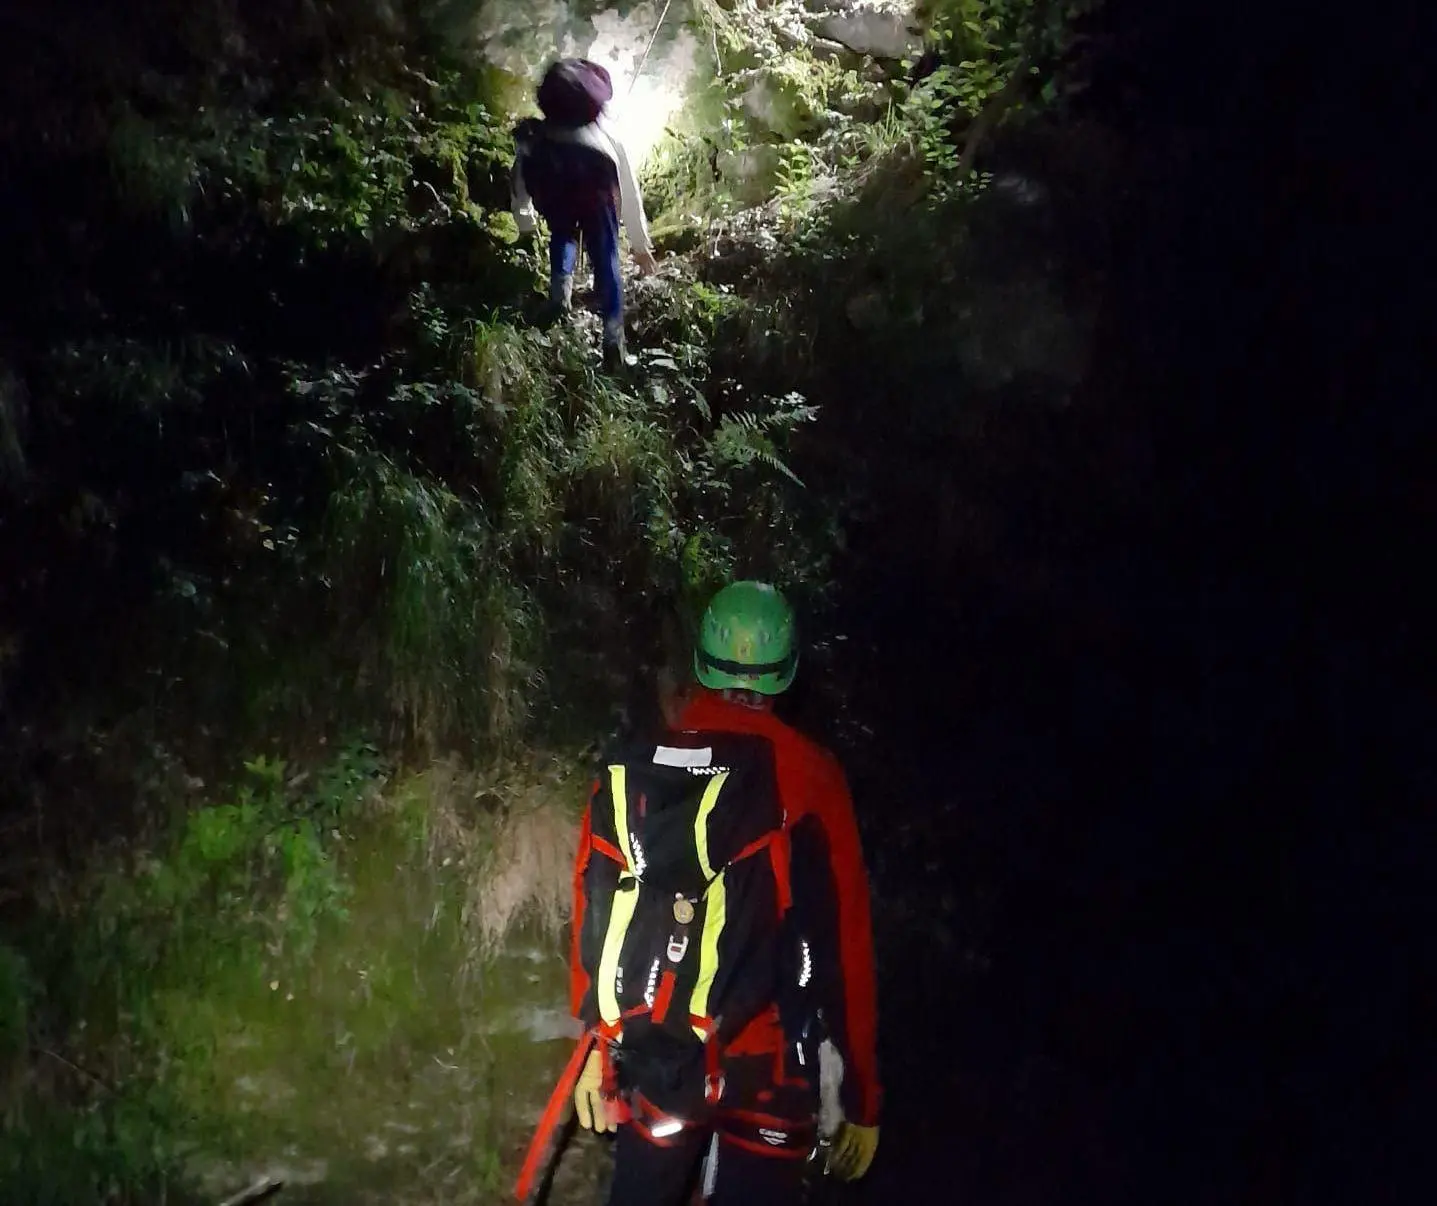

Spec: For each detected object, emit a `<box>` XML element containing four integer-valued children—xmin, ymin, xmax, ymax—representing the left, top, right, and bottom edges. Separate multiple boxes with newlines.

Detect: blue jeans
<box><xmin>550</xmin><ymin>202</ymin><xmax>623</xmax><ymax>345</ymax></box>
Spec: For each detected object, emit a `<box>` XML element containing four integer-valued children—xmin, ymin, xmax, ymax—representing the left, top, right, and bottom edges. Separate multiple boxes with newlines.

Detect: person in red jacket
<box><xmin>569</xmin><ymin>581</ymin><xmax>881</xmax><ymax>1205</ymax></box>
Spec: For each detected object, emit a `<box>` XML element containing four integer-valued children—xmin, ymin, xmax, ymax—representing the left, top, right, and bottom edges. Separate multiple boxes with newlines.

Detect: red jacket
<box><xmin>568</xmin><ymin>689</ymin><xmax>882</xmax><ymax>1127</ymax></box>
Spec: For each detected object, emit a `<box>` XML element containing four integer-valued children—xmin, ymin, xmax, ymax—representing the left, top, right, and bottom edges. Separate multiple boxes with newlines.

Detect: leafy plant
<box><xmin>775</xmin><ymin>144</ymin><xmax>819</xmax><ymax>226</ymax></box>
<box><xmin>709</xmin><ymin>392</ymin><xmax>818</xmax><ymax>486</ymax></box>
<box><xmin>0</xmin><ymin>739</ymin><xmax>388</xmax><ymax>1201</ymax></box>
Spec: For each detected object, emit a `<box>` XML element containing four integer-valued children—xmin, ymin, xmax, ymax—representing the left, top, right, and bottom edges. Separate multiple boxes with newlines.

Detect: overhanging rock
<box><xmin>810</xmin><ymin>0</ymin><xmax>922</xmax><ymax>60</ymax></box>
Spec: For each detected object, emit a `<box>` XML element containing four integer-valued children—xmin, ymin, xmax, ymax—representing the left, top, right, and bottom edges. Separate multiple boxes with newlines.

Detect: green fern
<box><xmin>709</xmin><ymin>392</ymin><xmax>819</xmax><ymax>486</ymax></box>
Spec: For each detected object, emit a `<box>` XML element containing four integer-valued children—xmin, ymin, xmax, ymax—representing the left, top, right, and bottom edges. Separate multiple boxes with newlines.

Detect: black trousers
<box><xmin>605</xmin><ymin>1056</ymin><xmax>817</xmax><ymax>1206</ymax></box>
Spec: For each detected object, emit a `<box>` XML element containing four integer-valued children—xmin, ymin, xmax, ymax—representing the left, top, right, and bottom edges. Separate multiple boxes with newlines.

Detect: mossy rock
<box><xmin>738</xmin><ymin>65</ymin><xmax>828</xmax><ymax>140</ymax></box>
<box><xmin>715</xmin><ymin>144</ymin><xmax>786</xmax><ymax>206</ymax></box>
<box><xmin>407</xmin><ymin>153</ymin><xmax>468</xmax><ymax>220</ymax></box>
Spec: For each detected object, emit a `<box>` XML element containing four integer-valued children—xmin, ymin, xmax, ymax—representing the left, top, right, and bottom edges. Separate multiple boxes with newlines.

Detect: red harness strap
<box><xmin>626</xmin><ymin>1090</ymin><xmax>690</xmax><ymax>1147</ymax></box>
<box><xmin>513</xmin><ymin>1030</ymin><xmax>595</xmax><ymax>1203</ymax></box>
<box><xmin>728</xmin><ymin>828</ymin><xmax>793</xmax><ymax>913</ymax></box>
<box><xmin>590</xmin><ymin>833</ymin><xmax>626</xmax><ymax>865</ymax></box>
<box><xmin>716</xmin><ymin>1106</ymin><xmax>817</xmax><ymax>1160</ymax></box>
<box><xmin>730</xmin><ymin>829</ymin><xmax>773</xmax><ymax>865</ymax></box>
<box><xmin>721</xmin><ymin>1131</ymin><xmax>813</xmax><ymax>1160</ymax></box>
<box><xmin>706</xmin><ymin>1039</ymin><xmax>723</xmax><ymax>1104</ymax></box>
<box><xmin>651</xmin><ymin>969</ymin><xmax>679</xmax><ymax>1025</ymax></box>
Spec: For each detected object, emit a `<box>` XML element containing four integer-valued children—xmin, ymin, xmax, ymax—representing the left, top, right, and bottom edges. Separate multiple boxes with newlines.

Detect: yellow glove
<box><xmin>829</xmin><ymin>1122</ymin><xmax>880</xmax><ymax>1181</ymax></box>
<box><xmin>573</xmin><ymin>1048</ymin><xmax>615</xmax><ymax>1133</ymax></box>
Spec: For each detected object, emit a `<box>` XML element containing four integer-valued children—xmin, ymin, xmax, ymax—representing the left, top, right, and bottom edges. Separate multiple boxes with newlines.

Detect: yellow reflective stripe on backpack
<box><xmin>689</xmin><ymin>868</ymin><xmax>727</xmax><ymax>1036</ymax></box>
<box><xmin>596</xmin><ymin>877</ymin><xmax>638</xmax><ymax>1025</ymax></box>
<box><xmin>693</xmin><ymin>771</ymin><xmax>729</xmax><ymax>880</ymax></box>
<box><xmin>597</xmin><ymin>764</ymin><xmax>639</xmax><ymax>1026</ymax></box>
<box><xmin>609</xmin><ymin>764</ymin><xmax>636</xmax><ymax>869</ymax></box>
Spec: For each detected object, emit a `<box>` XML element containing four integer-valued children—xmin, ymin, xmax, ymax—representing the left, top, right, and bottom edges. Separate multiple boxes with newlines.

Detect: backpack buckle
<box><xmin>666</xmin><ymin>934</ymin><xmax>689</xmax><ymax>963</ymax></box>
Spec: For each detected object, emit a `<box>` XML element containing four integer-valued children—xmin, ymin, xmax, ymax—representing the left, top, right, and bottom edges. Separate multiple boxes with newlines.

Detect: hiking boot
<box><xmin>549</xmin><ymin>273</ymin><xmax>574</xmax><ymax>314</ymax></box>
<box><xmin>601</xmin><ymin>316</ymin><xmax>627</xmax><ymax>373</ymax></box>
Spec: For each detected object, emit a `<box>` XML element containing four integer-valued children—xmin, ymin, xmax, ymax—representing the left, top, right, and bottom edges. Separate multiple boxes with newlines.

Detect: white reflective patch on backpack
<box><xmin>702</xmin><ymin>1132</ymin><xmax>719</xmax><ymax>1198</ymax></box>
<box><xmin>653</xmin><ymin>745</ymin><xmax>713</xmax><ymax>768</ymax></box>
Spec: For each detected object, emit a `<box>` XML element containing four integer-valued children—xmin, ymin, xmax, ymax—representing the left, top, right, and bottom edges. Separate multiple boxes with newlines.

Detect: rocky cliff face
<box><xmin>472</xmin><ymin>1</ymin><xmax>924</xmax><ymax>166</ymax></box>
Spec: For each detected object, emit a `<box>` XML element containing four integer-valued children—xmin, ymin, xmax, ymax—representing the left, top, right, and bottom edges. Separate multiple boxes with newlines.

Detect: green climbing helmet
<box><xmin>694</xmin><ymin>581</ymin><xmax>798</xmax><ymax>696</ymax></box>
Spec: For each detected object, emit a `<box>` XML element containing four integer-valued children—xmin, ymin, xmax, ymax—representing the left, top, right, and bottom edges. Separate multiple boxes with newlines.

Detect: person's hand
<box><xmin>829</xmin><ymin>1123</ymin><xmax>880</xmax><ymax>1181</ymax></box>
<box><xmin>633</xmin><ymin>249</ymin><xmax>659</xmax><ymax>276</ymax></box>
<box><xmin>573</xmin><ymin>1048</ymin><xmax>616</xmax><ymax>1133</ymax></box>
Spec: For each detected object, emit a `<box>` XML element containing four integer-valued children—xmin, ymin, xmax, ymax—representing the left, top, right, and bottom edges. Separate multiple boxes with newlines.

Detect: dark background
<box><xmin>802</xmin><ymin>3</ymin><xmax>1430</xmax><ymax>1203</ymax></box>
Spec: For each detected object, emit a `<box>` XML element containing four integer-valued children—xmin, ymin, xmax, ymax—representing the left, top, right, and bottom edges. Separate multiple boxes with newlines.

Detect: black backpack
<box><xmin>536</xmin><ymin>58</ymin><xmax>613</xmax><ymax>127</ymax></box>
<box><xmin>516</xmin><ymin>128</ymin><xmax>619</xmax><ymax>227</ymax></box>
<box><xmin>577</xmin><ymin>728</ymin><xmax>807</xmax><ymax>1119</ymax></box>
<box><xmin>514</xmin><ymin>728</ymin><xmax>824</xmax><ymax>1203</ymax></box>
